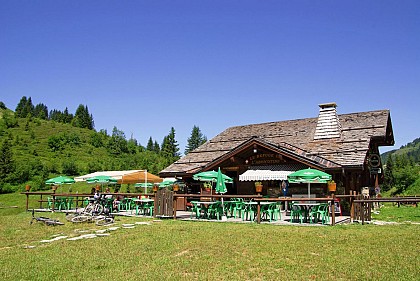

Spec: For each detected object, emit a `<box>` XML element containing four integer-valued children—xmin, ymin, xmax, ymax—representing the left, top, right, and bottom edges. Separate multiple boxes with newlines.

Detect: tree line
<box><xmin>14</xmin><ymin>96</ymin><xmax>95</xmax><ymax>130</ymax></box>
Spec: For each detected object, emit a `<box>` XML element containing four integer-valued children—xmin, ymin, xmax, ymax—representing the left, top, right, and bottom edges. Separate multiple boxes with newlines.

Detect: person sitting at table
<box><xmin>104</xmin><ymin>187</ymin><xmax>113</xmax><ymax>199</ymax></box>
<box><xmin>93</xmin><ymin>189</ymin><xmax>100</xmax><ymax>200</ymax></box>
<box><xmin>113</xmin><ymin>190</ymin><xmax>124</xmax><ymax>211</ymax></box>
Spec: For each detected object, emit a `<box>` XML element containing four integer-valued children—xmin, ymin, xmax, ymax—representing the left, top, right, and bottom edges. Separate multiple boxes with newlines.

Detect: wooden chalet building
<box><xmin>159</xmin><ymin>103</ymin><xmax>394</xmax><ymax>197</ymax></box>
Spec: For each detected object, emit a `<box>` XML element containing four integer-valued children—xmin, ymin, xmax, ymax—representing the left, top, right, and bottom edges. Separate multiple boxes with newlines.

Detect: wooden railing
<box><xmin>23</xmin><ymin>191</ymin><xmax>419</xmax><ymax>226</ymax></box>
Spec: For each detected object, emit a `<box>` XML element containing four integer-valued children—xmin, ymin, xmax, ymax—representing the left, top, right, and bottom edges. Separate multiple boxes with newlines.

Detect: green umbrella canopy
<box><xmin>134</xmin><ymin>182</ymin><xmax>154</xmax><ymax>188</ymax></box>
<box><xmin>86</xmin><ymin>175</ymin><xmax>118</xmax><ymax>184</ymax></box>
<box><xmin>287</xmin><ymin>168</ymin><xmax>332</xmax><ymax>183</ymax></box>
<box><xmin>215</xmin><ymin>167</ymin><xmax>227</xmax><ymax>194</ymax></box>
<box><xmin>158</xmin><ymin>179</ymin><xmax>176</xmax><ymax>188</ymax></box>
<box><xmin>193</xmin><ymin>171</ymin><xmax>233</xmax><ymax>183</ymax></box>
<box><xmin>287</xmin><ymin>168</ymin><xmax>332</xmax><ymax>198</ymax></box>
<box><xmin>45</xmin><ymin>176</ymin><xmax>75</xmax><ymax>185</ymax></box>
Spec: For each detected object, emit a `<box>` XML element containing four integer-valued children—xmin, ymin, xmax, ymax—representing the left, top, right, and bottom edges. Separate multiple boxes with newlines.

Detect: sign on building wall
<box><xmin>247</xmin><ymin>154</ymin><xmax>285</xmax><ymax>165</ymax></box>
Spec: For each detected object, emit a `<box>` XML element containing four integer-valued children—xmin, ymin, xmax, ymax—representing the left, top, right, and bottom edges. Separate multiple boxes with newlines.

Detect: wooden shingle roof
<box><xmin>160</xmin><ymin>109</ymin><xmax>394</xmax><ymax>176</ymax></box>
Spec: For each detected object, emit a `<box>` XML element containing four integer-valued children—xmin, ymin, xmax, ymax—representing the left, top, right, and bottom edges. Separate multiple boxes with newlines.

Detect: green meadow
<box><xmin>0</xmin><ymin>193</ymin><xmax>419</xmax><ymax>280</ymax></box>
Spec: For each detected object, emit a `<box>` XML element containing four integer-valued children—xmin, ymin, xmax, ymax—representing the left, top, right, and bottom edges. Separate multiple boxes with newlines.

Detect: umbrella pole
<box><xmin>308</xmin><ymin>183</ymin><xmax>310</xmax><ymax>198</ymax></box>
<box><xmin>221</xmin><ymin>197</ymin><xmax>227</xmax><ymax>221</ymax></box>
<box><xmin>144</xmin><ymin>170</ymin><xmax>147</xmax><ymax>194</ymax></box>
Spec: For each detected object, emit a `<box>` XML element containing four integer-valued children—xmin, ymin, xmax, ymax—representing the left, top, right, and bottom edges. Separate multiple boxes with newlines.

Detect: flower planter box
<box><xmin>328</xmin><ymin>183</ymin><xmax>336</xmax><ymax>193</ymax></box>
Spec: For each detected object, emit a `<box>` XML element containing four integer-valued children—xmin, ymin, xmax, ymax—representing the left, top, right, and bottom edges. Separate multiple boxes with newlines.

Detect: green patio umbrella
<box><xmin>45</xmin><ymin>176</ymin><xmax>75</xmax><ymax>185</ymax></box>
<box><xmin>134</xmin><ymin>182</ymin><xmax>154</xmax><ymax>193</ymax></box>
<box><xmin>287</xmin><ymin>168</ymin><xmax>332</xmax><ymax>198</ymax></box>
<box><xmin>193</xmin><ymin>170</ymin><xmax>233</xmax><ymax>196</ymax></box>
<box><xmin>158</xmin><ymin>179</ymin><xmax>176</xmax><ymax>188</ymax></box>
<box><xmin>215</xmin><ymin>168</ymin><xmax>228</xmax><ymax>194</ymax></box>
<box><xmin>193</xmin><ymin>171</ymin><xmax>233</xmax><ymax>183</ymax></box>
<box><xmin>134</xmin><ymin>183</ymin><xmax>154</xmax><ymax>188</ymax></box>
<box><xmin>215</xmin><ymin>167</ymin><xmax>228</xmax><ymax>221</ymax></box>
<box><xmin>86</xmin><ymin>175</ymin><xmax>118</xmax><ymax>184</ymax></box>
<box><xmin>86</xmin><ymin>175</ymin><xmax>117</xmax><ymax>192</ymax></box>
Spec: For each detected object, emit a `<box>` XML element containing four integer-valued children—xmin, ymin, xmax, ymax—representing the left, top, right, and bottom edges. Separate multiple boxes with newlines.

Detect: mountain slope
<box><xmin>0</xmin><ymin>109</ymin><xmax>167</xmax><ymax>192</ymax></box>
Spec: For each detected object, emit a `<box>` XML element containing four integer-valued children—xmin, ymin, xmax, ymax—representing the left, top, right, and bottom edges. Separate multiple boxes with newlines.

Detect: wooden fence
<box><xmin>154</xmin><ymin>188</ymin><xmax>174</xmax><ymax>218</ymax></box>
<box><xmin>21</xmin><ymin>191</ymin><xmax>419</xmax><ymax>226</ymax></box>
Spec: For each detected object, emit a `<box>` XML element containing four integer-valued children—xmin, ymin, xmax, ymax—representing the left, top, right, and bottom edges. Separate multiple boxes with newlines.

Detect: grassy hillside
<box><xmin>381</xmin><ymin>138</ymin><xmax>420</xmax><ymax>196</ymax></box>
<box><xmin>381</xmin><ymin>137</ymin><xmax>420</xmax><ymax>163</ymax></box>
<box><xmin>0</xmin><ymin>108</ymin><xmax>168</xmax><ymax>192</ymax></box>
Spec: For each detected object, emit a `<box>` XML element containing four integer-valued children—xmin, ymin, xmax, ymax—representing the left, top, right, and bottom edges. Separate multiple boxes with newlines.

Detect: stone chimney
<box><xmin>314</xmin><ymin>102</ymin><xmax>341</xmax><ymax>140</ymax></box>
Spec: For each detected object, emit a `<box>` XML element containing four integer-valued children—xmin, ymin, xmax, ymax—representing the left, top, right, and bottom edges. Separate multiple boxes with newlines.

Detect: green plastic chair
<box><xmin>55</xmin><ymin>197</ymin><xmax>66</xmax><ymax>211</ymax></box>
<box><xmin>190</xmin><ymin>201</ymin><xmax>202</xmax><ymax>219</ymax></box>
<box><xmin>47</xmin><ymin>197</ymin><xmax>53</xmax><ymax>210</ymax></box>
<box><xmin>105</xmin><ymin>198</ymin><xmax>114</xmax><ymax>213</ymax></box>
<box><xmin>290</xmin><ymin>202</ymin><xmax>304</xmax><ymax>223</ymax></box>
<box><xmin>118</xmin><ymin>198</ymin><xmax>131</xmax><ymax>211</ymax></box>
<box><xmin>233</xmin><ymin>200</ymin><xmax>245</xmax><ymax>219</ymax></box>
<box><xmin>206</xmin><ymin>202</ymin><xmax>223</xmax><ymax>220</ymax></box>
<box><xmin>242</xmin><ymin>202</ymin><xmax>257</xmax><ymax>221</ymax></box>
<box><xmin>82</xmin><ymin>197</ymin><xmax>90</xmax><ymax>208</ymax></box>
<box><xmin>262</xmin><ymin>203</ymin><xmax>281</xmax><ymax>222</ymax></box>
<box><xmin>66</xmin><ymin>197</ymin><xmax>74</xmax><ymax>210</ymax></box>
<box><xmin>143</xmin><ymin>202</ymin><xmax>154</xmax><ymax>216</ymax></box>
<box><xmin>315</xmin><ymin>203</ymin><xmax>330</xmax><ymax>225</ymax></box>
<box><xmin>309</xmin><ymin>204</ymin><xmax>321</xmax><ymax>224</ymax></box>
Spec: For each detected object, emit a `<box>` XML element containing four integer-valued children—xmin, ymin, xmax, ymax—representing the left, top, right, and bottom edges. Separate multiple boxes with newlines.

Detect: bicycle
<box><xmin>30</xmin><ymin>209</ymin><xmax>64</xmax><ymax>226</ymax></box>
<box><xmin>70</xmin><ymin>212</ymin><xmax>114</xmax><ymax>226</ymax></box>
<box><xmin>83</xmin><ymin>197</ymin><xmax>105</xmax><ymax>215</ymax></box>
<box><xmin>67</xmin><ymin>204</ymin><xmax>114</xmax><ymax>226</ymax></box>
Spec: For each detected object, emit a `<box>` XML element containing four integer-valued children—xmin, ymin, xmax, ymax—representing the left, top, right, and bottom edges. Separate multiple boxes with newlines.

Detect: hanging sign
<box><xmin>369</xmin><ymin>154</ymin><xmax>381</xmax><ymax>168</ymax></box>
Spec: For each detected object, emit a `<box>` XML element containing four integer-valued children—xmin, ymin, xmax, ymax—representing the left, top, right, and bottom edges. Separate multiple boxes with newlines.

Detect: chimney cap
<box><xmin>318</xmin><ymin>102</ymin><xmax>337</xmax><ymax>109</ymax></box>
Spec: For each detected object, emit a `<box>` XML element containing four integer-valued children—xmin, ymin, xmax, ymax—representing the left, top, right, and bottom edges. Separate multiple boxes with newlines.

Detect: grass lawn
<box><xmin>0</xmin><ymin>193</ymin><xmax>419</xmax><ymax>280</ymax></box>
<box><xmin>372</xmin><ymin>203</ymin><xmax>420</xmax><ymax>223</ymax></box>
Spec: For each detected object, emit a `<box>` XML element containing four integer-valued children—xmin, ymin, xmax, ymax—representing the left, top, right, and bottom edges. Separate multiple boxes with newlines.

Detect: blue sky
<box><xmin>1</xmin><ymin>1</ymin><xmax>419</xmax><ymax>154</ymax></box>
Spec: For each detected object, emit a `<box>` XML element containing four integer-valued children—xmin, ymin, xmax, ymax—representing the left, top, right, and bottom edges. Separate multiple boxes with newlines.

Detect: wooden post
<box><xmin>361</xmin><ymin>200</ymin><xmax>365</xmax><ymax>225</ymax></box>
<box><xmin>75</xmin><ymin>194</ymin><xmax>79</xmax><ymax>210</ymax></box>
<box><xmin>331</xmin><ymin>194</ymin><xmax>336</xmax><ymax>226</ymax></box>
<box><xmin>52</xmin><ymin>188</ymin><xmax>56</xmax><ymax>212</ymax></box>
<box><xmin>350</xmin><ymin>191</ymin><xmax>355</xmax><ymax>223</ymax></box>
<box><xmin>25</xmin><ymin>192</ymin><xmax>29</xmax><ymax>211</ymax></box>
<box><xmin>173</xmin><ymin>197</ymin><xmax>177</xmax><ymax>220</ymax></box>
<box><xmin>257</xmin><ymin>202</ymin><xmax>261</xmax><ymax>224</ymax></box>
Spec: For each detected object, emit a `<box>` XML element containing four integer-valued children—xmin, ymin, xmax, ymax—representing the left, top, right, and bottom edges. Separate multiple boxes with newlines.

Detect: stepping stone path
<box><xmin>40</xmin><ymin>236</ymin><xmax>68</xmax><ymax>243</ymax></box>
<box><xmin>28</xmin><ymin>221</ymin><xmax>154</xmax><ymax>247</ymax></box>
<box><xmin>135</xmin><ymin>222</ymin><xmax>151</xmax><ymax>225</ymax></box>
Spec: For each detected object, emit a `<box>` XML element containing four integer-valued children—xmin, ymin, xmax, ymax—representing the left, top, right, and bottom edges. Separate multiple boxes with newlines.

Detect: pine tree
<box><xmin>161</xmin><ymin>127</ymin><xmax>180</xmax><ymax>161</ymax></box>
<box><xmin>146</xmin><ymin>137</ymin><xmax>154</xmax><ymax>151</ymax></box>
<box><xmin>73</xmin><ymin>104</ymin><xmax>94</xmax><ymax>129</ymax></box>
<box><xmin>383</xmin><ymin>156</ymin><xmax>395</xmax><ymax>191</ymax></box>
<box><xmin>15</xmin><ymin>96</ymin><xmax>28</xmax><ymax>117</ymax></box>
<box><xmin>63</xmin><ymin>107</ymin><xmax>74</xmax><ymax>123</ymax></box>
<box><xmin>153</xmin><ymin>141</ymin><xmax>160</xmax><ymax>153</ymax></box>
<box><xmin>21</xmin><ymin>97</ymin><xmax>34</xmax><ymax>118</ymax></box>
<box><xmin>34</xmin><ymin>103</ymin><xmax>48</xmax><ymax>119</ymax></box>
<box><xmin>185</xmin><ymin>125</ymin><xmax>207</xmax><ymax>155</ymax></box>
